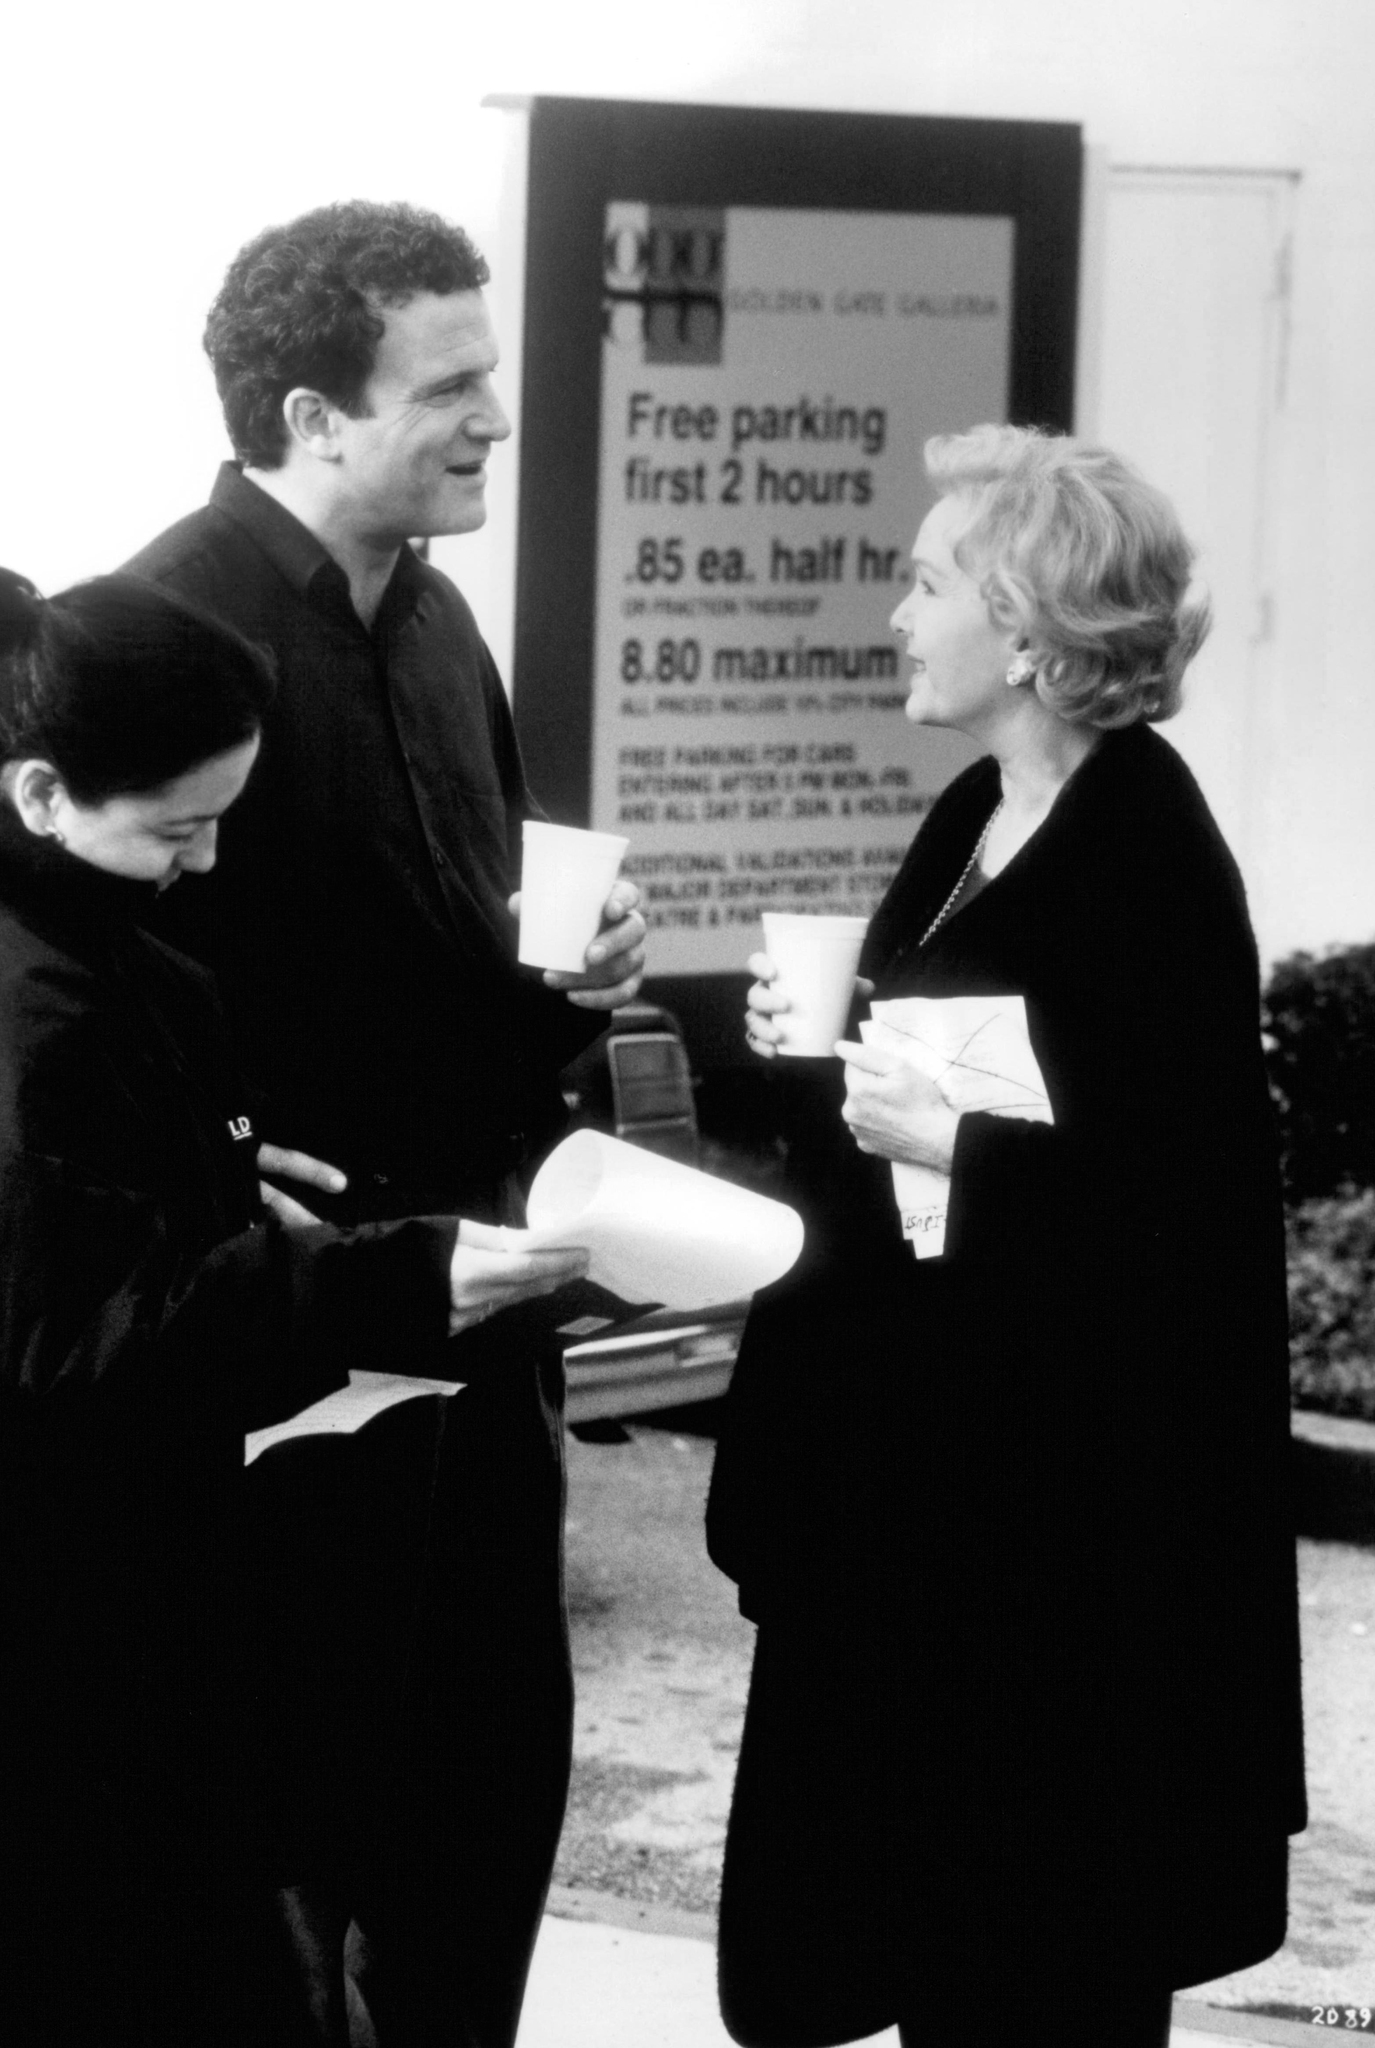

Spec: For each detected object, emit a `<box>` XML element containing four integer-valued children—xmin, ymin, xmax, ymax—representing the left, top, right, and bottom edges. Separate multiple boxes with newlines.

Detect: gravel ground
<box><xmin>1190</xmin><ymin>1539</ymin><xmax>1375</xmax><ymax>2024</ymax></box>
<box><xmin>557</xmin><ymin>1421</ymin><xmax>1375</xmax><ymax>2025</ymax></box>
<box><xmin>557</xmin><ymin>1418</ymin><xmax>749</xmax><ymax>1916</ymax></box>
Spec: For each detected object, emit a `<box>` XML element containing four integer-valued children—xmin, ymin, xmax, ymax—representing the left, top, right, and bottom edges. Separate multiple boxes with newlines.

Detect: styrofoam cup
<box><xmin>760</xmin><ymin>913</ymin><xmax>869</xmax><ymax>1057</ymax></box>
<box><xmin>518</xmin><ymin>821</ymin><xmax>630</xmax><ymax>973</ymax></box>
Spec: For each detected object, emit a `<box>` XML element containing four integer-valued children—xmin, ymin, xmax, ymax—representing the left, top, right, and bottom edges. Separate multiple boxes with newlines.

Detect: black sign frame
<box><xmin>513</xmin><ymin>95</ymin><xmax>1081</xmax><ymax>1064</ymax></box>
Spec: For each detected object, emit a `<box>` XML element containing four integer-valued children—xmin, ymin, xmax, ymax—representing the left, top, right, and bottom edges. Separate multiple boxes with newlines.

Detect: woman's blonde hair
<box><xmin>924</xmin><ymin>423</ymin><xmax>1211</xmax><ymax>728</ymax></box>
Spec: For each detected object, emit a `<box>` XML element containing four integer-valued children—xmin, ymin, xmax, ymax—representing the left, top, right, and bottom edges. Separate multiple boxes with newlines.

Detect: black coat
<box><xmin>706</xmin><ymin>726</ymin><xmax>1306</xmax><ymax>2043</ymax></box>
<box><xmin>0</xmin><ymin>808</ymin><xmax>456</xmax><ymax>2040</ymax></box>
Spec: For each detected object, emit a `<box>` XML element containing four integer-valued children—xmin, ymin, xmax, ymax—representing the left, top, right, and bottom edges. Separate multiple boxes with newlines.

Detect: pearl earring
<box><xmin>1006</xmin><ymin>650</ymin><xmax>1037</xmax><ymax>689</ymax></box>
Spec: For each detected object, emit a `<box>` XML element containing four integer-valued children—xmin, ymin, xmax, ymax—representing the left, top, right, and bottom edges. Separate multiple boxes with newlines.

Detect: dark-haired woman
<box><xmin>0</xmin><ymin>570</ymin><xmax>585</xmax><ymax>2046</ymax></box>
<box><xmin>708</xmin><ymin>428</ymin><xmax>1305</xmax><ymax>2048</ymax></box>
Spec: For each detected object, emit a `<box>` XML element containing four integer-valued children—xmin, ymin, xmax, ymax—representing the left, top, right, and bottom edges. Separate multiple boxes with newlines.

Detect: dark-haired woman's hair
<box><xmin>0</xmin><ymin>569</ymin><xmax>275</xmax><ymax>805</ymax></box>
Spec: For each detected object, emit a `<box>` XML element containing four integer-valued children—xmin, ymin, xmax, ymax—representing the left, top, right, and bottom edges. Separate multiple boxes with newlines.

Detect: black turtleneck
<box><xmin>0</xmin><ymin>793</ymin><xmax>262</xmax><ymax>1264</ymax></box>
<box><xmin>0</xmin><ymin>787</ymin><xmax>457</xmax><ymax>1411</ymax></box>
<box><xmin>0</xmin><ymin>790</ymin><xmax>163</xmax><ymax>931</ymax></box>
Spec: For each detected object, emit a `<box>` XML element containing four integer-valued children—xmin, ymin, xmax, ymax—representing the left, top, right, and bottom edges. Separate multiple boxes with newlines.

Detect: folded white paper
<box><xmin>244</xmin><ymin>1369</ymin><xmax>463</xmax><ymax>1467</ymax></box>
<box><xmin>863</xmin><ymin>995</ymin><xmax>1053</xmax><ymax>1259</ymax></box>
<box><xmin>525</xmin><ymin>1130</ymin><xmax>804</xmax><ymax>1310</ymax></box>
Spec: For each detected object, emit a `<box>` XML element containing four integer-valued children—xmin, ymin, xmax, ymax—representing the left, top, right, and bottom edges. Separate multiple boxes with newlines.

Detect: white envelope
<box><xmin>862</xmin><ymin>995</ymin><xmax>1053</xmax><ymax>1259</ymax></box>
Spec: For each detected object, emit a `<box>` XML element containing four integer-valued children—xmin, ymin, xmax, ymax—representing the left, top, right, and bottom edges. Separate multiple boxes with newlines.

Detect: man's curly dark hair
<box><xmin>204</xmin><ymin>200</ymin><xmax>490</xmax><ymax>470</ymax></box>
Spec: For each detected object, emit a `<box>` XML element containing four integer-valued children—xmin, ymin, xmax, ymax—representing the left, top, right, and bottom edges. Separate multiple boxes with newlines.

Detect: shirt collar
<box><xmin>209</xmin><ymin>461</ymin><xmax>336</xmax><ymax>599</ymax></box>
<box><xmin>208</xmin><ymin>462</ymin><xmax>427</xmax><ymax>627</ymax></box>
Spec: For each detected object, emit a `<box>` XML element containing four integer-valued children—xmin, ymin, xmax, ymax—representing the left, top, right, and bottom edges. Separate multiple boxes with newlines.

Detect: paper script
<box><xmin>862</xmin><ymin>994</ymin><xmax>1053</xmax><ymax>1259</ymax></box>
<box><xmin>245</xmin><ymin>1369</ymin><xmax>463</xmax><ymax>1467</ymax></box>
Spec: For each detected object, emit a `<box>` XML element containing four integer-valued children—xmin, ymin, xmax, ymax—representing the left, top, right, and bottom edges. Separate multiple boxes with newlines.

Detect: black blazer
<box><xmin>708</xmin><ymin>726</ymin><xmax>1305</xmax><ymax>2001</ymax></box>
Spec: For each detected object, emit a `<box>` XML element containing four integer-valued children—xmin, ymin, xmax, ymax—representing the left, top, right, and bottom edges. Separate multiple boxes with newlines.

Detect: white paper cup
<box><xmin>518</xmin><ymin>821</ymin><xmax>630</xmax><ymax>973</ymax></box>
<box><xmin>760</xmin><ymin>912</ymin><xmax>869</xmax><ymax>1057</ymax></box>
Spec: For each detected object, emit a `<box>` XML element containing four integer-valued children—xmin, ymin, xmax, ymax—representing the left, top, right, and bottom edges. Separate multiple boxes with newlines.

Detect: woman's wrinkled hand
<box><xmin>447</xmin><ymin>1220</ymin><xmax>591</xmax><ymax>1338</ymax></box>
<box><xmin>744</xmin><ymin>960</ymin><xmax>875</xmax><ymax>1059</ymax></box>
<box><xmin>837</xmin><ymin>1038</ymin><xmax>960</xmax><ymax>1171</ymax></box>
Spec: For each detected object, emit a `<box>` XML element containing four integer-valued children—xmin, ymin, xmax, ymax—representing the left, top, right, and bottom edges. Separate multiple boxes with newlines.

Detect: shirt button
<box><xmin>434</xmin><ymin>845</ymin><xmax>448</xmax><ymax>868</ymax></box>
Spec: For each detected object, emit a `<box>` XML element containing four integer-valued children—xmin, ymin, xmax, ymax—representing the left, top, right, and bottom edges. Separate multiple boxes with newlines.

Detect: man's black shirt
<box><xmin>126</xmin><ymin>463</ymin><xmax>597</xmax><ymax>1221</ymax></box>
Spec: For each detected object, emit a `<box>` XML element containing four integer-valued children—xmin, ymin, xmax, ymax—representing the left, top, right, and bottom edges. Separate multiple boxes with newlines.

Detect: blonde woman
<box><xmin>708</xmin><ymin>427</ymin><xmax>1305</xmax><ymax>2048</ymax></box>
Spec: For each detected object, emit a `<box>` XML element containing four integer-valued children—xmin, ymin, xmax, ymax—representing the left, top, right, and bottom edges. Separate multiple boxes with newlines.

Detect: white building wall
<box><xmin>1</xmin><ymin>0</ymin><xmax>1370</xmax><ymax>965</ymax></box>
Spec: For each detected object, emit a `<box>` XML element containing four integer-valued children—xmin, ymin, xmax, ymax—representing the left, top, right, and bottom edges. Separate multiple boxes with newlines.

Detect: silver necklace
<box><xmin>918</xmin><ymin>798</ymin><xmax>1004</xmax><ymax>947</ymax></box>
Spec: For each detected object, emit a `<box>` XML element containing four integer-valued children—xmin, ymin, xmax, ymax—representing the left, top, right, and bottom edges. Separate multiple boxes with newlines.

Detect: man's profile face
<box><xmin>333</xmin><ymin>289</ymin><xmax>511</xmax><ymax>547</ymax></box>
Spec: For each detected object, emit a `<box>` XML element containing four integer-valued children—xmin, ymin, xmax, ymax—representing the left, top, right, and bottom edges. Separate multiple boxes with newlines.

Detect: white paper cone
<box><xmin>526</xmin><ymin>1129</ymin><xmax>804</xmax><ymax>1310</ymax></box>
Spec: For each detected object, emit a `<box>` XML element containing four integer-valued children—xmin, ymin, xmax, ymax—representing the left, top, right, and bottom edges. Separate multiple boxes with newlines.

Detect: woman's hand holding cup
<box><xmin>745</xmin><ymin>952</ymin><xmax>876</xmax><ymax>1060</ymax></box>
<box><xmin>744</xmin><ymin>952</ymin><xmax>789</xmax><ymax>1059</ymax></box>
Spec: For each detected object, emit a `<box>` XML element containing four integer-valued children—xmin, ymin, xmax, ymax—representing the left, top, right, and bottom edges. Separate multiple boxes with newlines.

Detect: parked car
<box><xmin>558</xmin><ymin>1002</ymin><xmax>746</xmax><ymax>1424</ymax></box>
<box><xmin>559</xmin><ymin>1000</ymin><xmax>701</xmax><ymax>1166</ymax></box>
<box><xmin>562</xmin><ymin>1299</ymin><xmax>744</xmax><ymax>1425</ymax></box>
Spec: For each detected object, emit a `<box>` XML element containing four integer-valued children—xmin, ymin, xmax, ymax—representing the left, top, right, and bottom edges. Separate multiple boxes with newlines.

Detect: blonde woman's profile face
<box><xmin>889</xmin><ymin>495</ymin><xmax>1018</xmax><ymax>735</ymax></box>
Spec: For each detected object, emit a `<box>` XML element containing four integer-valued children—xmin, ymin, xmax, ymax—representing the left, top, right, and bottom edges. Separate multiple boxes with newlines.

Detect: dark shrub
<box><xmin>1263</xmin><ymin>943</ymin><xmax>1375</xmax><ymax>1202</ymax></box>
<box><xmin>1288</xmin><ymin>1190</ymin><xmax>1375</xmax><ymax>1420</ymax></box>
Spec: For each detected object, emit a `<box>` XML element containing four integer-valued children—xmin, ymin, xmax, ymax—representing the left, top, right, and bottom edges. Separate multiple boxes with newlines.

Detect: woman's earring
<box><xmin>1005</xmin><ymin>650</ymin><xmax>1037</xmax><ymax>689</ymax></box>
<box><xmin>46</xmin><ymin>824</ymin><xmax>67</xmax><ymax>848</ymax></box>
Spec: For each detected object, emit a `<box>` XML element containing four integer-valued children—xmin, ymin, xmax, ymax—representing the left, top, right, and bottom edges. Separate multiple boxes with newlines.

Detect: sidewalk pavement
<box><xmin>516</xmin><ymin>1908</ymin><xmax>1315</xmax><ymax>2048</ymax></box>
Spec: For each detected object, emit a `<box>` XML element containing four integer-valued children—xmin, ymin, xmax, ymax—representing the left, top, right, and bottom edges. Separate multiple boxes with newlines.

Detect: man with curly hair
<box><xmin>126</xmin><ymin>200</ymin><xmax>646</xmax><ymax>2047</ymax></box>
